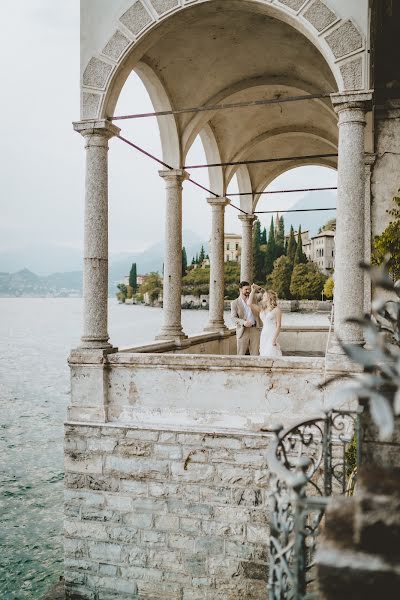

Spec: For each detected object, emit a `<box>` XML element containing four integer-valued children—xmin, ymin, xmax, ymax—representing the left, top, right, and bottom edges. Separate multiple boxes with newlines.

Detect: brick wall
<box><xmin>64</xmin><ymin>424</ymin><xmax>271</xmax><ymax>600</ymax></box>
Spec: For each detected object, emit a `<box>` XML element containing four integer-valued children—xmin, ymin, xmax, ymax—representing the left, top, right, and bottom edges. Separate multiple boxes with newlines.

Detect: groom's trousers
<box><xmin>237</xmin><ymin>326</ymin><xmax>261</xmax><ymax>356</ymax></box>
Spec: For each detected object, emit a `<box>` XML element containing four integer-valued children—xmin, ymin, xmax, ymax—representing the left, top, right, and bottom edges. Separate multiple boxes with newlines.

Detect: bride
<box><xmin>247</xmin><ymin>285</ymin><xmax>282</xmax><ymax>358</ymax></box>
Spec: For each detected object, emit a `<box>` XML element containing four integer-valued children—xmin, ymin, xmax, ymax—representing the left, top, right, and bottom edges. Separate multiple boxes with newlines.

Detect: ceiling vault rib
<box><xmin>228</xmin><ymin>186</ymin><xmax>337</xmax><ymax>196</ymax></box>
<box><xmin>115</xmin><ymin>134</ymin><xmax>336</xmax><ymax>217</ymax></box>
<box><xmin>109</xmin><ymin>92</ymin><xmax>334</xmax><ymax>121</ymax></box>
<box><xmin>184</xmin><ymin>153</ymin><xmax>338</xmax><ymax>169</ymax></box>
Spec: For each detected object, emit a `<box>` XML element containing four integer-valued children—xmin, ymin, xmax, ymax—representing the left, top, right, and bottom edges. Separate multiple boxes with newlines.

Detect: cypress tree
<box><xmin>198</xmin><ymin>245</ymin><xmax>205</xmax><ymax>264</ymax></box>
<box><xmin>260</xmin><ymin>227</ymin><xmax>267</xmax><ymax>245</ymax></box>
<box><xmin>264</xmin><ymin>217</ymin><xmax>277</xmax><ymax>277</ymax></box>
<box><xmin>252</xmin><ymin>219</ymin><xmax>264</xmax><ymax>282</ymax></box>
<box><xmin>287</xmin><ymin>225</ymin><xmax>297</xmax><ymax>263</ymax></box>
<box><xmin>294</xmin><ymin>226</ymin><xmax>307</xmax><ymax>265</ymax></box>
<box><xmin>275</xmin><ymin>215</ymin><xmax>285</xmax><ymax>259</ymax></box>
<box><xmin>129</xmin><ymin>263</ymin><xmax>138</xmax><ymax>293</ymax></box>
<box><xmin>182</xmin><ymin>247</ymin><xmax>188</xmax><ymax>276</ymax></box>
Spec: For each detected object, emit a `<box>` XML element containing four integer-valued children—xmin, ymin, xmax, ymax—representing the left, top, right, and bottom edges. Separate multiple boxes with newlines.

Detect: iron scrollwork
<box><xmin>267</xmin><ymin>408</ymin><xmax>363</xmax><ymax>599</ymax></box>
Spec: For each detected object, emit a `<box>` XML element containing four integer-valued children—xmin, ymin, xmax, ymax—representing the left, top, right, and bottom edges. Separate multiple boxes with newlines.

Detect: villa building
<box><xmin>303</xmin><ymin>230</ymin><xmax>336</xmax><ymax>275</ymax></box>
<box><xmin>224</xmin><ymin>232</ymin><xmax>241</xmax><ymax>263</ymax></box>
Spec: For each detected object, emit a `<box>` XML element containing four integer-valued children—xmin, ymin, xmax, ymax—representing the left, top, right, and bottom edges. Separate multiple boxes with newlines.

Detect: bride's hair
<box><xmin>260</xmin><ymin>289</ymin><xmax>278</xmax><ymax>310</ymax></box>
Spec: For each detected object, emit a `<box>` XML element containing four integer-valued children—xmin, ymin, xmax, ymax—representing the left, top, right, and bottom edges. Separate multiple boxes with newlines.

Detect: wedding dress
<box><xmin>259</xmin><ymin>308</ymin><xmax>282</xmax><ymax>358</ymax></box>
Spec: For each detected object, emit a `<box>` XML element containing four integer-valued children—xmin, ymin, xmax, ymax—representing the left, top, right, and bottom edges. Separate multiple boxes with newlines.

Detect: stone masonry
<box><xmin>64</xmin><ymin>424</ymin><xmax>271</xmax><ymax>600</ymax></box>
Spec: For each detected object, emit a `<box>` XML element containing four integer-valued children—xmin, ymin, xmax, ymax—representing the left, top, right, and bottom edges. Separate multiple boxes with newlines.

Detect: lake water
<box><xmin>0</xmin><ymin>299</ymin><xmax>329</xmax><ymax>599</ymax></box>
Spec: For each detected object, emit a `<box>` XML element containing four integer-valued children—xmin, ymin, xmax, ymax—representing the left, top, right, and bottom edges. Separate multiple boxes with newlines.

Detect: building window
<box><xmin>226</xmin><ymin>243</ymin><xmax>230</xmax><ymax>250</ymax></box>
<box><xmin>235</xmin><ymin>243</ymin><xmax>239</xmax><ymax>250</ymax></box>
<box><xmin>321</xmin><ymin>249</ymin><xmax>324</xmax><ymax>257</ymax></box>
<box><xmin>226</xmin><ymin>254</ymin><xmax>229</xmax><ymax>261</ymax></box>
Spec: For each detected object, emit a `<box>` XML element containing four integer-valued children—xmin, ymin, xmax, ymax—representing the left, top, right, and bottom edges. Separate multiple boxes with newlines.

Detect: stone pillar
<box><xmin>156</xmin><ymin>169</ymin><xmax>188</xmax><ymax>341</ymax></box>
<box><xmin>238</xmin><ymin>214</ymin><xmax>256</xmax><ymax>282</ymax></box>
<box><xmin>73</xmin><ymin>120</ymin><xmax>120</xmax><ymax>349</ymax></box>
<box><xmin>205</xmin><ymin>197</ymin><xmax>229</xmax><ymax>333</ymax></box>
<box><xmin>364</xmin><ymin>153</ymin><xmax>375</xmax><ymax>314</ymax></box>
<box><xmin>330</xmin><ymin>92</ymin><xmax>373</xmax><ymax>351</ymax></box>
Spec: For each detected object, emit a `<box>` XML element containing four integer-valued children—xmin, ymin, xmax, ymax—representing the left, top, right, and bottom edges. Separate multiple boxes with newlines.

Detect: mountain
<box><xmin>0</xmin><ymin>231</ymin><xmax>208</xmax><ymax>297</ymax></box>
<box><xmin>109</xmin><ymin>231</ymin><xmax>208</xmax><ymax>284</ymax></box>
<box><xmin>0</xmin><ymin>245</ymin><xmax>83</xmax><ymax>276</ymax></box>
<box><xmin>0</xmin><ymin>268</ymin><xmax>82</xmax><ymax>297</ymax></box>
<box><xmin>281</xmin><ymin>191</ymin><xmax>336</xmax><ymax>237</ymax></box>
<box><xmin>0</xmin><ymin>230</ymin><xmax>207</xmax><ymax>280</ymax></box>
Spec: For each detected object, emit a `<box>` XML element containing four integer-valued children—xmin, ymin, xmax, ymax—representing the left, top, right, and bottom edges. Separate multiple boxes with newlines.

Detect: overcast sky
<box><xmin>0</xmin><ymin>0</ymin><xmax>337</xmax><ymax>256</ymax></box>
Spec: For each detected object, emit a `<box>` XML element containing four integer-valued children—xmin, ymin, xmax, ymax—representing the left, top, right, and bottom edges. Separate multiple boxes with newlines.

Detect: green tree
<box><xmin>275</xmin><ymin>216</ymin><xmax>285</xmax><ymax>258</ymax></box>
<box><xmin>294</xmin><ymin>226</ymin><xmax>307</xmax><ymax>265</ymax></box>
<box><xmin>252</xmin><ymin>219</ymin><xmax>264</xmax><ymax>282</ymax></box>
<box><xmin>116</xmin><ymin>283</ymin><xmax>128</xmax><ymax>303</ymax></box>
<box><xmin>269</xmin><ymin>255</ymin><xmax>293</xmax><ymax>299</ymax></box>
<box><xmin>129</xmin><ymin>263</ymin><xmax>138</xmax><ymax>293</ymax></box>
<box><xmin>140</xmin><ymin>272</ymin><xmax>162</xmax><ymax>304</ymax></box>
<box><xmin>372</xmin><ymin>192</ymin><xmax>400</xmax><ymax>280</ymax></box>
<box><xmin>324</xmin><ymin>276</ymin><xmax>334</xmax><ymax>299</ymax></box>
<box><xmin>318</xmin><ymin>218</ymin><xmax>336</xmax><ymax>233</ymax></box>
<box><xmin>260</xmin><ymin>226</ymin><xmax>267</xmax><ymax>245</ymax></box>
<box><xmin>182</xmin><ymin>247</ymin><xmax>188</xmax><ymax>276</ymax></box>
<box><xmin>290</xmin><ymin>263</ymin><xmax>326</xmax><ymax>300</ymax></box>
<box><xmin>287</xmin><ymin>225</ymin><xmax>297</xmax><ymax>263</ymax></box>
<box><xmin>198</xmin><ymin>245</ymin><xmax>206</xmax><ymax>264</ymax></box>
<box><xmin>264</xmin><ymin>217</ymin><xmax>277</xmax><ymax>277</ymax></box>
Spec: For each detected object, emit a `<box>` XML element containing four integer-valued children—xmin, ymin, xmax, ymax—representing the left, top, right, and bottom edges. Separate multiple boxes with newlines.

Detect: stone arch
<box><xmin>80</xmin><ymin>0</ymin><xmax>368</xmax><ymax>122</ymax></box>
<box><xmin>235</xmin><ymin>165</ymin><xmax>254</xmax><ymax>214</ymax></box>
<box><xmin>198</xmin><ymin>124</ymin><xmax>224</xmax><ymax>197</ymax></box>
<box><xmin>134</xmin><ymin>61</ymin><xmax>181</xmax><ymax>166</ymax></box>
<box><xmin>225</xmin><ymin>126</ymin><xmax>338</xmax><ymax>186</ymax></box>
<box><xmin>181</xmin><ymin>77</ymin><xmax>337</xmax><ymax>158</ymax></box>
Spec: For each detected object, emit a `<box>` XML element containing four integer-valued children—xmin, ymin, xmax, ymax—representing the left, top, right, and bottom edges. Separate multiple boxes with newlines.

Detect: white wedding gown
<box><xmin>259</xmin><ymin>308</ymin><xmax>282</xmax><ymax>358</ymax></box>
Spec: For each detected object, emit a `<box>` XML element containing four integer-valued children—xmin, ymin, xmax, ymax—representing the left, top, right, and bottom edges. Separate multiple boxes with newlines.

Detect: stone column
<box><xmin>238</xmin><ymin>214</ymin><xmax>256</xmax><ymax>282</ymax></box>
<box><xmin>205</xmin><ymin>197</ymin><xmax>229</xmax><ymax>333</ymax></box>
<box><xmin>73</xmin><ymin>120</ymin><xmax>120</xmax><ymax>349</ymax></box>
<box><xmin>364</xmin><ymin>153</ymin><xmax>375</xmax><ymax>314</ymax></box>
<box><xmin>329</xmin><ymin>92</ymin><xmax>372</xmax><ymax>351</ymax></box>
<box><xmin>156</xmin><ymin>169</ymin><xmax>188</xmax><ymax>341</ymax></box>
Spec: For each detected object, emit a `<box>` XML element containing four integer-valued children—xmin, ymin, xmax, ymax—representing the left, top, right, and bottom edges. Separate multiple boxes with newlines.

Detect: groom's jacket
<box><xmin>231</xmin><ymin>296</ymin><xmax>262</xmax><ymax>339</ymax></box>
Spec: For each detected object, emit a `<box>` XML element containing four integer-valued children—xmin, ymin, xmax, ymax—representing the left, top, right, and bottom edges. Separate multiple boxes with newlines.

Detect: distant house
<box><xmin>122</xmin><ymin>274</ymin><xmax>146</xmax><ymax>286</ymax></box>
<box><xmin>308</xmin><ymin>230</ymin><xmax>335</xmax><ymax>275</ymax></box>
<box><xmin>223</xmin><ymin>233</ymin><xmax>241</xmax><ymax>262</ymax></box>
<box><xmin>287</xmin><ymin>229</ymin><xmax>335</xmax><ymax>275</ymax></box>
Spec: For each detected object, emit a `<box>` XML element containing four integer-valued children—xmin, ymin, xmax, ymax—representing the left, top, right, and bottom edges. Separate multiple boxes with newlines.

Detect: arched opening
<box><xmin>76</xmin><ymin>0</ymin><xmax>369</xmax><ymax>350</ymax></box>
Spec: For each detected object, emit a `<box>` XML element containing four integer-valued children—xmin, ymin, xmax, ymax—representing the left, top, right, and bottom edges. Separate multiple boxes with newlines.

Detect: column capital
<box><xmin>206</xmin><ymin>196</ymin><xmax>229</xmax><ymax>208</ymax></box>
<box><xmin>238</xmin><ymin>213</ymin><xmax>257</xmax><ymax>225</ymax></box>
<box><xmin>330</xmin><ymin>91</ymin><xmax>373</xmax><ymax>115</ymax></box>
<box><xmin>159</xmin><ymin>169</ymin><xmax>189</xmax><ymax>184</ymax></box>
<box><xmin>73</xmin><ymin>119</ymin><xmax>121</xmax><ymax>139</ymax></box>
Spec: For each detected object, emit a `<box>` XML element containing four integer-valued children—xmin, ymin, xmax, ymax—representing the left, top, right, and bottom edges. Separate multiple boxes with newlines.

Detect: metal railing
<box><xmin>267</xmin><ymin>408</ymin><xmax>363</xmax><ymax>599</ymax></box>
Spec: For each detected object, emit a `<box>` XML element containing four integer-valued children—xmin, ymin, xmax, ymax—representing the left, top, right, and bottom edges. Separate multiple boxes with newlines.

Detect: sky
<box><xmin>0</xmin><ymin>0</ymin><xmax>337</xmax><ymax>257</ymax></box>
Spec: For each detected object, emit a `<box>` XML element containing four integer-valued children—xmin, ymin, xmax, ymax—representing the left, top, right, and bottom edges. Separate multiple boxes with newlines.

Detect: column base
<box><xmin>324</xmin><ymin>334</ymin><xmax>365</xmax><ymax>372</ymax></box>
<box><xmin>79</xmin><ymin>337</ymin><xmax>115</xmax><ymax>351</ymax></box>
<box><xmin>155</xmin><ymin>327</ymin><xmax>188</xmax><ymax>342</ymax></box>
<box><xmin>204</xmin><ymin>321</ymin><xmax>230</xmax><ymax>335</ymax></box>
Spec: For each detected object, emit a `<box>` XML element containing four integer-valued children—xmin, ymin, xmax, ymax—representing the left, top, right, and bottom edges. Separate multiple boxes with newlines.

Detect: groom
<box><xmin>231</xmin><ymin>281</ymin><xmax>262</xmax><ymax>355</ymax></box>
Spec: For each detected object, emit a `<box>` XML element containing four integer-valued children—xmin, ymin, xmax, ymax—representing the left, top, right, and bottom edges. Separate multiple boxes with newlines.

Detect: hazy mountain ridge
<box><xmin>0</xmin><ymin>231</ymin><xmax>208</xmax><ymax>297</ymax></box>
<box><xmin>281</xmin><ymin>191</ymin><xmax>336</xmax><ymax>236</ymax></box>
<box><xmin>0</xmin><ymin>268</ymin><xmax>83</xmax><ymax>297</ymax></box>
<box><xmin>0</xmin><ymin>230</ymin><xmax>207</xmax><ymax>279</ymax></box>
